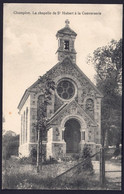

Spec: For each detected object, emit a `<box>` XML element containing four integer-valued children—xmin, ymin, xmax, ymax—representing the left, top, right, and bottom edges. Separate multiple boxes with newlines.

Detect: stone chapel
<box><xmin>18</xmin><ymin>20</ymin><xmax>103</xmax><ymax>159</ymax></box>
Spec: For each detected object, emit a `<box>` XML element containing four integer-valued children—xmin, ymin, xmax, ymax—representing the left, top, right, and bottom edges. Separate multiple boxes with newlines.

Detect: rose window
<box><xmin>57</xmin><ymin>80</ymin><xmax>75</xmax><ymax>99</ymax></box>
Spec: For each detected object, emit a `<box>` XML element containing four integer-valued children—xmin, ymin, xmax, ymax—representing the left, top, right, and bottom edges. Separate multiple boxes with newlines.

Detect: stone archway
<box><xmin>64</xmin><ymin>118</ymin><xmax>81</xmax><ymax>153</ymax></box>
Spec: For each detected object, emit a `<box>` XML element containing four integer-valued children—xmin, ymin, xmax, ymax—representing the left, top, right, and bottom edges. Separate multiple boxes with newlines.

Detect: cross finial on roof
<box><xmin>65</xmin><ymin>19</ymin><xmax>70</xmax><ymax>27</ymax></box>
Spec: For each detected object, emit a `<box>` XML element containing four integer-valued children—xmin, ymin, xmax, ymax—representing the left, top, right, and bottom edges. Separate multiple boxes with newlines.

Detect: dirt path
<box><xmin>92</xmin><ymin>160</ymin><xmax>121</xmax><ymax>190</ymax></box>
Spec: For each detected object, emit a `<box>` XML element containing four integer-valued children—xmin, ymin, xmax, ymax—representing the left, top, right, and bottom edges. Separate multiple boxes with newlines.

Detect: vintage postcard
<box><xmin>2</xmin><ymin>3</ymin><xmax>122</xmax><ymax>190</ymax></box>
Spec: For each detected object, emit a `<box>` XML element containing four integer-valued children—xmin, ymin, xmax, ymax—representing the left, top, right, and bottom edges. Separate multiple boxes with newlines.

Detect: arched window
<box><xmin>23</xmin><ymin>111</ymin><xmax>25</xmax><ymax>143</ymax></box>
<box><xmin>21</xmin><ymin>115</ymin><xmax>23</xmax><ymax>145</ymax></box>
<box><xmin>37</xmin><ymin>95</ymin><xmax>45</xmax><ymax>120</ymax></box>
<box><xmin>85</xmin><ymin>98</ymin><xmax>94</xmax><ymax>118</ymax></box>
<box><xmin>37</xmin><ymin>95</ymin><xmax>47</xmax><ymax>141</ymax></box>
<box><xmin>64</xmin><ymin>40</ymin><xmax>69</xmax><ymax>50</ymax></box>
<box><xmin>26</xmin><ymin>108</ymin><xmax>28</xmax><ymax>143</ymax></box>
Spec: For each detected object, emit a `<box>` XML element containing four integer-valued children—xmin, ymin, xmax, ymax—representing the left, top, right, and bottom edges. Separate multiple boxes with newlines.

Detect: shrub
<box><xmin>53</xmin><ymin>176</ymin><xmax>88</xmax><ymax>189</ymax></box>
<box><xmin>18</xmin><ymin>157</ymin><xmax>32</xmax><ymax>165</ymax></box>
<box><xmin>71</xmin><ymin>153</ymin><xmax>80</xmax><ymax>160</ymax></box>
<box><xmin>28</xmin><ymin>147</ymin><xmax>46</xmax><ymax>165</ymax></box>
<box><xmin>3</xmin><ymin>171</ymin><xmax>55</xmax><ymax>189</ymax></box>
<box><xmin>18</xmin><ymin>148</ymin><xmax>37</xmax><ymax>165</ymax></box>
<box><xmin>113</xmin><ymin>147</ymin><xmax>120</xmax><ymax>157</ymax></box>
<box><xmin>81</xmin><ymin>144</ymin><xmax>93</xmax><ymax>172</ymax></box>
<box><xmin>43</xmin><ymin>157</ymin><xmax>58</xmax><ymax>165</ymax></box>
<box><xmin>30</xmin><ymin>148</ymin><xmax>37</xmax><ymax>164</ymax></box>
<box><xmin>2</xmin><ymin>135</ymin><xmax>19</xmax><ymax>160</ymax></box>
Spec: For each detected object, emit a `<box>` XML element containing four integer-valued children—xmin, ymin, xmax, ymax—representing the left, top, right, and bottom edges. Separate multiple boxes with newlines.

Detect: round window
<box><xmin>57</xmin><ymin>80</ymin><xmax>75</xmax><ymax>99</ymax></box>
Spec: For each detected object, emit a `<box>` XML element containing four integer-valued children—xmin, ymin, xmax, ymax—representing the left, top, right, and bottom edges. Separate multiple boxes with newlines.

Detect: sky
<box><xmin>3</xmin><ymin>3</ymin><xmax>122</xmax><ymax>134</ymax></box>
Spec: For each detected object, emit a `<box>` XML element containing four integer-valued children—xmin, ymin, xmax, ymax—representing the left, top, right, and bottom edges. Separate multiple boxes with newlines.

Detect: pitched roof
<box><xmin>73</xmin><ymin>61</ymin><xmax>103</xmax><ymax>98</ymax></box>
<box><xmin>56</xmin><ymin>26</ymin><xmax>77</xmax><ymax>37</ymax></box>
<box><xmin>18</xmin><ymin>57</ymin><xmax>103</xmax><ymax>111</ymax></box>
<box><xmin>17</xmin><ymin>62</ymin><xmax>60</xmax><ymax>110</ymax></box>
<box><xmin>47</xmin><ymin>99</ymin><xmax>98</xmax><ymax>127</ymax></box>
<box><xmin>17</xmin><ymin>89</ymin><xmax>29</xmax><ymax>111</ymax></box>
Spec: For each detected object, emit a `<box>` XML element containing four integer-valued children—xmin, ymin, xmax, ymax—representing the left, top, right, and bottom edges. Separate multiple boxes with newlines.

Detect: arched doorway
<box><xmin>64</xmin><ymin>118</ymin><xmax>81</xmax><ymax>153</ymax></box>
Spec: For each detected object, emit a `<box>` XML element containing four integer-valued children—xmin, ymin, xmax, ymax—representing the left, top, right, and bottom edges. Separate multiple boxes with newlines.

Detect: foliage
<box><xmin>2</xmin><ymin>156</ymin><xmax>121</xmax><ymax>190</ymax></box>
<box><xmin>18</xmin><ymin>149</ymin><xmax>37</xmax><ymax>165</ymax></box>
<box><xmin>37</xmin><ymin>75</ymin><xmax>55</xmax><ymax>122</ymax></box>
<box><xmin>18</xmin><ymin>151</ymin><xmax>58</xmax><ymax>166</ymax></box>
<box><xmin>113</xmin><ymin>146</ymin><xmax>121</xmax><ymax>157</ymax></box>
<box><xmin>71</xmin><ymin>153</ymin><xmax>80</xmax><ymax>160</ymax></box>
<box><xmin>31</xmin><ymin>76</ymin><xmax>56</xmax><ymax>171</ymax></box>
<box><xmin>88</xmin><ymin>39</ymin><xmax>122</xmax><ymax>87</ymax></box>
<box><xmin>43</xmin><ymin>157</ymin><xmax>58</xmax><ymax>165</ymax></box>
<box><xmin>87</xmin><ymin>39</ymin><xmax>122</xmax><ymax>147</ymax></box>
<box><xmin>2</xmin><ymin>160</ymin><xmax>88</xmax><ymax>189</ymax></box>
<box><xmin>3</xmin><ymin>170</ymin><xmax>54</xmax><ymax>189</ymax></box>
<box><xmin>2</xmin><ymin>158</ymin><xmax>89</xmax><ymax>189</ymax></box>
<box><xmin>55</xmin><ymin>176</ymin><xmax>89</xmax><ymax>190</ymax></box>
<box><xmin>81</xmin><ymin>144</ymin><xmax>93</xmax><ymax>172</ymax></box>
<box><xmin>18</xmin><ymin>157</ymin><xmax>32</xmax><ymax>165</ymax></box>
<box><xmin>29</xmin><ymin>148</ymin><xmax>37</xmax><ymax>164</ymax></box>
<box><xmin>2</xmin><ymin>132</ymin><xmax>19</xmax><ymax>160</ymax></box>
<box><xmin>3</xmin><ymin>170</ymin><xmax>89</xmax><ymax>189</ymax></box>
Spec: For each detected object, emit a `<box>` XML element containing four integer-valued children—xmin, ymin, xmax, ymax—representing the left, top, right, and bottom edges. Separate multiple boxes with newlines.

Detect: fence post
<box><xmin>100</xmin><ymin>148</ymin><xmax>102</xmax><ymax>184</ymax></box>
<box><xmin>100</xmin><ymin>147</ymin><xmax>105</xmax><ymax>187</ymax></box>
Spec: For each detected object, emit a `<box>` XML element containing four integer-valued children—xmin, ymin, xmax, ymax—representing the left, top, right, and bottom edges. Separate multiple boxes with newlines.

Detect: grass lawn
<box><xmin>2</xmin><ymin>157</ymin><xmax>121</xmax><ymax>190</ymax></box>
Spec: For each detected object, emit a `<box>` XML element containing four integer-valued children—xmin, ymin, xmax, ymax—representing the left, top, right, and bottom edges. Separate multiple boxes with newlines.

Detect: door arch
<box><xmin>64</xmin><ymin>118</ymin><xmax>81</xmax><ymax>153</ymax></box>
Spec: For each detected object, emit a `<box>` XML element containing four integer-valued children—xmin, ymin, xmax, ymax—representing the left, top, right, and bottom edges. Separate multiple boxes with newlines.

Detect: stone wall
<box><xmin>19</xmin><ymin>57</ymin><xmax>102</xmax><ymax>158</ymax></box>
<box><xmin>19</xmin><ymin>96</ymin><xmax>31</xmax><ymax>156</ymax></box>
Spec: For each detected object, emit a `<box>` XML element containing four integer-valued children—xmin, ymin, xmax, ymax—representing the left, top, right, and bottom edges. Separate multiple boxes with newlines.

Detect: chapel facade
<box><xmin>18</xmin><ymin>20</ymin><xmax>102</xmax><ymax>159</ymax></box>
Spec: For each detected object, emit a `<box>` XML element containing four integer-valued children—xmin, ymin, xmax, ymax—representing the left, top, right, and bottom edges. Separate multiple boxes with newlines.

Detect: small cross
<box><xmin>65</xmin><ymin>19</ymin><xmax>70</xmax><ymax>26</ymax></box>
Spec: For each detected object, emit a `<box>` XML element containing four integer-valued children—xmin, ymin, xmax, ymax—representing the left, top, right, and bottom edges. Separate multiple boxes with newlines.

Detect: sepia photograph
<box><xmin>2</xmin><ymin>3</ymin><xmax>122</xmax><ymax>190</ymax></box>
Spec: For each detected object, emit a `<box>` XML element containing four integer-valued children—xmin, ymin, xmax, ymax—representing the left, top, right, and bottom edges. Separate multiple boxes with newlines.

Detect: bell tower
<box><xmin>56</xmin><ymin>20</ymin><xmax>77</xmax><ymax>62</ymax></box>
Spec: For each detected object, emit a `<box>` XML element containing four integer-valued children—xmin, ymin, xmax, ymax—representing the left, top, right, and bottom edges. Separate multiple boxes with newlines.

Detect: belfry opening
<box><xmin>64</xmin><ymin>118</ymin><xmax>81</xmax><ymax>153</ymax></box>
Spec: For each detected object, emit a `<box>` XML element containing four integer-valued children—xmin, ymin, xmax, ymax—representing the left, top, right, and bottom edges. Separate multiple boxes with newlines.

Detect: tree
<box><xmin>36</xmin><ymin>75</ymin><xmax>55</xmax><ymax>172</ymax></box>
<box><xmin>87</xmin><ymin>39</ymin><xmax>122</xmax><ymax>147</ymax></box>
<box><xmin>2</xmin><ymin>132</ymin><xmax>19</xmax><ymax>159</ymax></box>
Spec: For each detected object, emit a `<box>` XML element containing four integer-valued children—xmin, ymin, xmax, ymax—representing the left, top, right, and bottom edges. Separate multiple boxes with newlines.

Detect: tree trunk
<box><xmin>37</xmin><ymin>128</ymin><xmax>40</xmax><ymax>173</ymax></box>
